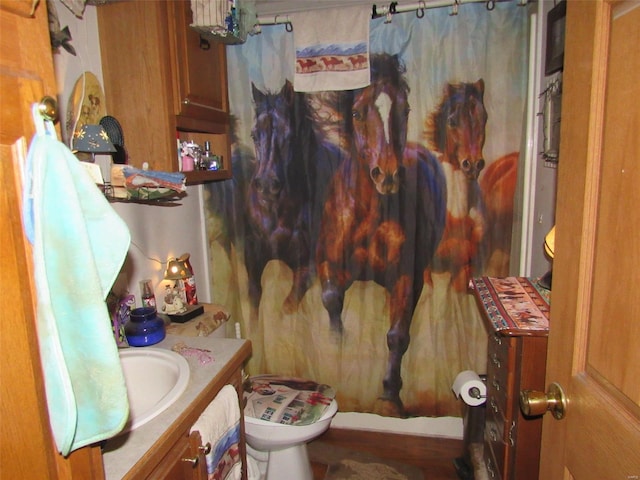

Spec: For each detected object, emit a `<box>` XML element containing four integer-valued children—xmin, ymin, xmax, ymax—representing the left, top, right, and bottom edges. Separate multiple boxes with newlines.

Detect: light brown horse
<box><xmin>424</xmin><ymin>80</ymin><xmax>488</xmax><ymax>292</ymax></box>
<box><xmin>480</xmin><ymin>151</ymin><xmax>519</xmax><ymax>276</ymax></box>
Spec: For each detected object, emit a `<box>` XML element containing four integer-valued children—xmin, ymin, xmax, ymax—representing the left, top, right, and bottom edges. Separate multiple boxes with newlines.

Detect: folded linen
<box><xmin>123</xmin><ymin>166</ymin><xmax>186</xmax><ymax>192</ymax></box>
<box><xmin>191</xmin><ymin>384</ymin><xmax>242</xmax><ymax>480</ymax></box>
<box><xmin>290</xmin><ymin>5</ymin><xmax>371</xmax><ymax>92</ymax></box>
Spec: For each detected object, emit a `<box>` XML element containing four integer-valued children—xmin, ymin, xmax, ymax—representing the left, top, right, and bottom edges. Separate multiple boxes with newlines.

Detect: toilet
<box><xmin>244</xmin><ymin>397</ymin><xmax>338</xmax><ymax>480</ymax></box>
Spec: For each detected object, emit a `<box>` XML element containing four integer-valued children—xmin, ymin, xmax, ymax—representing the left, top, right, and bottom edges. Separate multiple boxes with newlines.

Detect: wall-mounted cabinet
<box><xmin>97</xmin><ymin>0</ymin><xmax>231</xmax><ymax>184</ymax></box>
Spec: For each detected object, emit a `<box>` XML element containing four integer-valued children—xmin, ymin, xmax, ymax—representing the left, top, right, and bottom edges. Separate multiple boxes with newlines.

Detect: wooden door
<box><xmin>0</xmin><ymin>1</ymin><xmax>103</xmax><ymax>477</ymax></box>
<box><xmin>539</xmin><ymin>1</ymin><xmax>640</xmax><ymax>478</ymax></box>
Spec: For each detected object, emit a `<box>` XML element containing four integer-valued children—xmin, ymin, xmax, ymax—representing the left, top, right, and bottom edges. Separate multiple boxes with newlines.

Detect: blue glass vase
<box><xmin>124</xmin><ymin>307</ymin><xmax>165</xmax><ymax>347</ymax></box>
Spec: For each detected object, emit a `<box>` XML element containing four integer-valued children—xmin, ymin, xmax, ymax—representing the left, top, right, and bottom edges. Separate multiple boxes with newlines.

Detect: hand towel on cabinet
<box><xmin>22</xmin><ymin>104</ymin><xmax>130</xmax><ymax>455</ymax></box>
<box><xmin>191</xmin><ymin>384</ymin><xmax>242</xmax><ymax>480</ymax></box>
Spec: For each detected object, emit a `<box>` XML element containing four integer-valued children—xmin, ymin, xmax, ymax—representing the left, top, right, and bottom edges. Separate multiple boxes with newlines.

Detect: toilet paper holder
<box><xmin>467</xmin><ymin>385</ymin><xmax>486</xmax><ymax>400</ymax></box>
<box><xmin>452</xmin><ymin>370</ymin><xmax>487</xmax><ymax>407</ymax></box>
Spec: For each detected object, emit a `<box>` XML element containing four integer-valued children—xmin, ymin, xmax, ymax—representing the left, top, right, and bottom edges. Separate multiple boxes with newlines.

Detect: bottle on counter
<box><xmin>140</xmin><ymin>279</ymin><xmax>157</xmax><ymax>310</ymax></box>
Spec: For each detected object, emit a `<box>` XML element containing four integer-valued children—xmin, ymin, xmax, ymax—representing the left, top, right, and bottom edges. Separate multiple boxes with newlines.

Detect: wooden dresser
<box><xmin>470</xmin><ymin>277</ymin><xmax>550</xmax><ymax>480</ymax></box>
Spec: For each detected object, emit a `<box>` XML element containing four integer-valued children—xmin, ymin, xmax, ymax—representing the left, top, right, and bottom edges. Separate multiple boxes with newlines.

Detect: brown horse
<box><xmin>316</xmin><ymin>54</ymin><xmax>447</xmax><ymax>414</ymax></box>
<box><xmin>424</xmin><ymin>80</ymin><xmax>488</xmax><ymax>292</ymax></box>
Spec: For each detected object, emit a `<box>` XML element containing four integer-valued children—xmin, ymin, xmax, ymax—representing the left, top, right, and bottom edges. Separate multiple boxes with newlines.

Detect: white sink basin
<box><xmin>119</xmin><ymin>348</ymin><xmax>190</xmax><ymax>432</ymax></box>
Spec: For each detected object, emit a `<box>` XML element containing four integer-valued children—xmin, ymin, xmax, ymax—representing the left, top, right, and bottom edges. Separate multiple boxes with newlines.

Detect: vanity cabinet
<box><xmin>97</xmin><ymin>0</ymin><xmax>231</xmax><ymax>183</ymax></box>
<box><xmin>102</xmin><ymin>338</ymin><xmax>251</xmax><ymax>480</ymax></box>
<box><xmin>148</xmin><ymin>431</ymin><xmax>207</xmax><ymax>479</ymax></box>
<box><xmin>470</xmin><ymin>277</ymin><xmax>550</xmax><ymax>480</ymax></box>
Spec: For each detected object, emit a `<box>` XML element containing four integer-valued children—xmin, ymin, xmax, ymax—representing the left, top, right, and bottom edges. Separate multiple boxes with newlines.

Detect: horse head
<box><xmin>250</xmin><ymin>80</ymin><xmax>296</xmax><ymax>208</ymax></box>
<box><xmin>427</xmin><ymin>79</ymin><xmax>487</xmax><ymax>180</ymax></box>
<box><xmin>351</xmin><ymin>54</ymin><xmax>410</xmax><ymax>195</ymax></box>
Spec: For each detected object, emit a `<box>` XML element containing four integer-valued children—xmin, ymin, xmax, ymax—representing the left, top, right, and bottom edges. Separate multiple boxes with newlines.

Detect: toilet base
<box><xmin>247</xmin><ymin>443</ymin><xmax>313</xmax><ymax>480</ymax></box>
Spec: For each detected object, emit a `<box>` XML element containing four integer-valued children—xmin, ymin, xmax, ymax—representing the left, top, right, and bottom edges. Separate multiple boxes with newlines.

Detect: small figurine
<box><xmin>162</xmin><ymin>283</ymin><xmax>187</xmax><ymax>314</ymax></box>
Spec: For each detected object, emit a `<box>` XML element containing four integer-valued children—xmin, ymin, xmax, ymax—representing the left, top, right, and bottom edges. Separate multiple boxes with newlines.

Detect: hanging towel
<box><xmin>22</xmin><ymin>104</ymin><xmax>130</xmax><ymax>456</ymax></box>
<box><xmin>290</xmin><ymin>6</ymin><xmax>371</xmax><ymax>92</ymax></box>
<box><xmin>191</xmin><ymin>384</ymin><xmax>242</xmax><ymax>480</ymax></box>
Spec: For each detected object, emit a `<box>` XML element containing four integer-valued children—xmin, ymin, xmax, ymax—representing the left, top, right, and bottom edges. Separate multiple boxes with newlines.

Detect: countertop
<box><xmin>101</xmin><ymin>334</ymin><xmax>250</xmax><ymax>480</ymax></box>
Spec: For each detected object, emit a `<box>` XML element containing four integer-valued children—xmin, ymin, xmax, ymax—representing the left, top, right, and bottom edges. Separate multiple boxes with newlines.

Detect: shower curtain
<box><xmin>204</xmin><ymin>2</ymin><xmax>528</xmax><ymax>417</ymax></box>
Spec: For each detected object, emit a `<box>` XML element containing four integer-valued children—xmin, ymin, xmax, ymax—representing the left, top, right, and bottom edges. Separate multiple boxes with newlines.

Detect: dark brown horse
<box><xmin>424</xmin><ymin>80</ymin><xmax>488</xmax><ymax>291</ymax></box>
<box><xmin>245</xmin><ymin>80</ymin><xmax>339</xmax><ymax>312</ymax></box>
<box><xmin>315</xmin><ymin>54</ymin><xmax>447</xmax><ymax>414</ymax></box>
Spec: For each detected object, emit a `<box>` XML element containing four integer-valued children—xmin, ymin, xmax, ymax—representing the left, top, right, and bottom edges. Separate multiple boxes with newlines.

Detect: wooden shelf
<box><xmin>184</xmin><ymin>169</ymin><xmax>231</xmax><ymax>185</ymax></box>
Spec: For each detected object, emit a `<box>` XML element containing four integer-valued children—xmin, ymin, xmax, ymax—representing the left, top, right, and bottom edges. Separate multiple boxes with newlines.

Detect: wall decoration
<box><xmin>541</xmin><ymin>78</ymin><xmax>562</xmax><ymax>162</ymax></box>
<box><xmin>66</xmin><ymin>71</ymin><xmax>106</xmax><ymax>149</ymax></box>
<box><xmin>47</xmin><ymin>0</ymin><xmax>77</xmax><ymax>56</ymax></box>
<box><xmin>545</xmin><ymin>1</ymin><xmax>566</xmax><ymax>76</ymax></box>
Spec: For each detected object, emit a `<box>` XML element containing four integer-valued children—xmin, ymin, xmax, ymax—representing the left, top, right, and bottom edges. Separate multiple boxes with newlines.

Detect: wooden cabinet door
<box><xmin>97</xmin><ymin>1</ymin><xmax>176</xmax><ymax>172</ymax></box>
<box><xmin>539</xmin><ymin>0</ymin><xmax>640</xmax><ymax>477</ymax></box>
<box><xmin>170</xmin><ymin>0</ymin><xmax>229</xmax><ymax>131</ymax></box>
<box><xmin>148</xmin><ymin>431</ymin><xmax>207</xmax><ymax>479</ymax></box>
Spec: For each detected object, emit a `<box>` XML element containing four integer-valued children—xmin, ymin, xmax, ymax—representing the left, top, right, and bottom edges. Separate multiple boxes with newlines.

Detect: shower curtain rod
<box><xmin>255</xmin><ymin>0</ymin><xmax>528</xmax><ymax>26</ymax></box>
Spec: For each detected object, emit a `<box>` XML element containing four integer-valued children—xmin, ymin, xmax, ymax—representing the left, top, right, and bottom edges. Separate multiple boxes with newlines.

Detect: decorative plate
<box><xmin>66</xmin><ymin>71</ymin><xmax>106</xmax><ymax>148</ymax></box>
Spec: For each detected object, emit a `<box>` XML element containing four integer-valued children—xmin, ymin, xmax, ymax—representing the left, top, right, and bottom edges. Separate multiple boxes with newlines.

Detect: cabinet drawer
<box><xmin>486</xmin><ymin>335</ymin><xmax>510</xmax><ymax>409</ymax></box>
<box><xmin>487</xmin><ymin>333</ymin><xmax>510</xmax><ymax>369</ymax></box>
<box><xmin>484</xmin><ymin>437</ymin><xmax>503</xmax><ymax>480</ymax></box>
<box><xmin>487</xmin><ymin>371</ymin><xmax>509</xmax><ymax>413</ymax></box>
<box><xmin>484</xmin><ymin>402</ymin><xmax>509</xmax><ymax>454</ymax></box>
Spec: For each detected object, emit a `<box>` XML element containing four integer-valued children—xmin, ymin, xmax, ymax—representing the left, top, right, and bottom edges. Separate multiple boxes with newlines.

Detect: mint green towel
<box><xmin>23</xmin><ymin>105</ymin><xmax>130</xmax><ymax>456</ymax></box>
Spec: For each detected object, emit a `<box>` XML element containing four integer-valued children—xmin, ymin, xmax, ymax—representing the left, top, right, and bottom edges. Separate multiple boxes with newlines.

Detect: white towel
<box><xmin>290</xmin><ymin>6</ymin><xmax>371</xmax><ymax>92</ymax></box>
<box><xmin>191</xmin><ymin>384</ymin><xmax>242</xmax><ymax>480</ymax></box>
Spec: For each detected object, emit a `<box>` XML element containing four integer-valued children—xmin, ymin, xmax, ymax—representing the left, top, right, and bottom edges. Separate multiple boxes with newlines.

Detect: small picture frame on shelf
<box><xmin>545</xmin><ymin>1</ymin><xmax>567</xmax><ymax>76</ymax></box>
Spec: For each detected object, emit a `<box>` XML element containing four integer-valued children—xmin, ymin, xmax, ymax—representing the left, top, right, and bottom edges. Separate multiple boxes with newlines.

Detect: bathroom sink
<box><xmin>119</xmin><ymin>347</ymin><xmax>190</xmax><ymax>432</ymax></box>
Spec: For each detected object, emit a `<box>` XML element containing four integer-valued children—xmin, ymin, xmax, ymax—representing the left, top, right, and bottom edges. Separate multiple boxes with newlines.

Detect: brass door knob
<box><xmin>520</xmin><ymin>382</ymin><xmax>567</xmax><ymax>420</ymax></box>
<box><xmin>38</xmin><ymin>96</ymin><xmax>58</xmax><ymax>122</ymax></box>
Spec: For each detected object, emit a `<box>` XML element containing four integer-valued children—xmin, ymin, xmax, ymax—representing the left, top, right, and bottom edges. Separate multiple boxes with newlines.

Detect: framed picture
<box><xmin>545</xmin><ymin>1</ymin><xmax>567</xmax><ymax>76</ymax></box>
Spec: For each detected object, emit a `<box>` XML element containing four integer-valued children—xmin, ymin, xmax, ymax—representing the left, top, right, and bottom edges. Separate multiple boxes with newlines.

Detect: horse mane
<box><xmin>424</xmin><ymin>80</ymin><xmax>485</xmax><ymax>153</ymax></box>
<box><xmin>306</xmin><ymin>53</ymin><xmax>409</xmax><ymax>153</ymax></box>
<box><xmin>370</xmin><ymin>53</ymin><xmax>409</xmax><ymax>96</ymax></box>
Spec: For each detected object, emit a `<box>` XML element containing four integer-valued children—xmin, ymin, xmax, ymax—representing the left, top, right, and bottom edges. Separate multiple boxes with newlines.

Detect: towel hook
<box><xmin>38</xmin><ymin>96</ymin><xmax>58</xmax><ymax>122</ymax></box>
<box><xmin>416</xmin><ymin>1</ymin><xmax>426</xmax><ymax>18</ymax></box>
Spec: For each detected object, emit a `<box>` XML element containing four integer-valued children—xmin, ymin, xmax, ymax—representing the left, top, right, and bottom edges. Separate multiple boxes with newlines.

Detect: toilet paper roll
<box><xmin>452</xmin><ymin>370</ymin><xmax>487</xmax><ymax>407</ymax></box>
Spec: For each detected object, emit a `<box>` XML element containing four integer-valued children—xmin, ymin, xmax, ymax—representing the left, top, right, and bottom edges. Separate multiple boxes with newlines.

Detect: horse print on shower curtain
<box><xmin>204</xmin><ymin>2</ymin><xmax>528</xmax><ymax>417</ymax></box>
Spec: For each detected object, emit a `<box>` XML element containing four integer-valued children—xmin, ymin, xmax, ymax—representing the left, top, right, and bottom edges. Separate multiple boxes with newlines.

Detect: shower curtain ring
<box><xmin>416</xmin><ymin>1</ymin><xmax>425</xmax><ymax>18</ymax></box>
<box><xmin>286</xmin><ymin>20</ymin><xmax>293</xmax><ymax>32</ymax></box>
<box><xmin>486</xmin><ymin>0</ymin><xmax>496</xmax><ymax>10</ymax></box>
<box><xmin>449</xmin><ymin>0</ymin><xmax>459</xmax><ymax>16</ymax></box>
